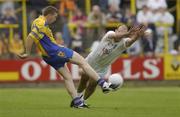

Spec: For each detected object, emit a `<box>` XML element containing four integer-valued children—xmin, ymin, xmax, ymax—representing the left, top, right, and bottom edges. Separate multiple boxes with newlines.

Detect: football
<box><xmin>108</xmin><ymin>73</ymin><xmax>124</xmax><ymax>89</ymax></box>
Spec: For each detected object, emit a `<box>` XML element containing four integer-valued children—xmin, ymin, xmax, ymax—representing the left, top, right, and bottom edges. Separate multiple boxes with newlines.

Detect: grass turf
<box><xmin>0</xmin><ymin>87</ymin><xmax>180</xmax><ymax>117</ymax></box>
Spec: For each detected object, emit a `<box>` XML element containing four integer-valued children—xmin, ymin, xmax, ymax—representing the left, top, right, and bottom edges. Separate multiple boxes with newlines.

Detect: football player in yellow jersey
<box><xmin>18</xmin><ymin>6</ymin><xmax>115</xmax><ymax>108</ymax></box>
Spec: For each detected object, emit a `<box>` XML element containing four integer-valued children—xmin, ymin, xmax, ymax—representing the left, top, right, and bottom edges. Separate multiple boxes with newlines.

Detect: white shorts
<box><xmin>86</xmin><ymin>58</ymin><xmax>109</xmax><ymax>78</ymax></box>
<box><xmin>96</xmin><ymin>67</ymin><xmax>110</xmax><ymax>78</ymax></box>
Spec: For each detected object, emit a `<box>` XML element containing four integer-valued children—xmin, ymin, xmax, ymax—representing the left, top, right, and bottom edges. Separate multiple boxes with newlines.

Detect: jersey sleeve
<box><xmin>102</xmin><ymin>31</ymin><xmax>115</xmax><ymax>41</ymax></box>
<box><xmin>29</xmin><ymin>20</ymin><xmax>47</xmax><ymax>40</ymax></box>
<box><xmin>106</xmin><ymin>31</ymin><xmax>115</xmax><ymax>38</ymax></box>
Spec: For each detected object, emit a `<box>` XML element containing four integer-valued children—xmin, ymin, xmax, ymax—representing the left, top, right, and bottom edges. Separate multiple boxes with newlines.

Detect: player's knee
<box><xmin>79</xmin><ymin>61</ymin><xmax>89</xmax><ymax>69</ymax></box>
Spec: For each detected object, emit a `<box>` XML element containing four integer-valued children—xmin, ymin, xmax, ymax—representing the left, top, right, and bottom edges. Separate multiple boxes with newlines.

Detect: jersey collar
<box><xmin>40</xmin><ymin>15</ymin><xmax>48</xmax><ymax>26</ymax></box>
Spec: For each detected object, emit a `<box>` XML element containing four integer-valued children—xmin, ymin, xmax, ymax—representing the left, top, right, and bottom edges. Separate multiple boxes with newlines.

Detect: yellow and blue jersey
<box><xmin>29</xmin><ymin>15</ymin><xmax>73</xmax><ymax>69</ymax></box>
<box><xmin>29</xmin><ymin>15</ymin><xmax>60</xmax><ymax>56</ymax></box>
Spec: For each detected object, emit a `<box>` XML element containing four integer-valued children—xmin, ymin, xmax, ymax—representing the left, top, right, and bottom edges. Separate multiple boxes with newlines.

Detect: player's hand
<box><xmin>136</xmin><ymin>25</ymin><xmax>147</xmax><ymax>37</ymax></box>
<box><xmin>17</xmin><ymin>53</ymin><xmax>29</xmax><ymax>59</ymax></box>
<box><xmin>128</xmin><ymin>25</ymin><xmax>141</xmax><ymax>36</ymax></box>
<box><xmin>129</xmin><ymin>25</ymin><xmax>141</xmax><ymax>33</ymax></box>
<box><xmin>130</xmin><ymin>24</ymin><xmax>147</xmax><ymax>37</ymax></box>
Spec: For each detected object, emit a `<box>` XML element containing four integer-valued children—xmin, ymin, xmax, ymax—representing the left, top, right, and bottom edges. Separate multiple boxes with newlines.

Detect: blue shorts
<box><xmin>42</xmin><ymin>47</ymin><xmax>73</xmax><ymax>70</ymax></box>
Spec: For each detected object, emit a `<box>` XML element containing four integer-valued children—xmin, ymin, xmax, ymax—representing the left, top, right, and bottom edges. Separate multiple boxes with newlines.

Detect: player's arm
<box><xmin>108</xmin><ymin>31</ymin><xmax>130</xmax><ymax>42</ymax></box>
<box><xmin>114</xmin><ymin>32</ymin><xmax>130</xmax><ymax>42</ymax></box>
<box><xmin>17</xmin><ymin>34</ymin><xmax>34</xmax><ymax>59</ymax></box>
<box><xmin>18</xmin><ymin>21</ymin><xmax>47</xmax><ymax>59</ymax></box>
<box><xmin>125</xmin><ymin>25</ymin><xmax>146</xmax><ymax>47</ymax></box>
<box><xmin>125</xmin><ymin>35</ymin><xmax>139</xmax><ymax>47</ymax></box>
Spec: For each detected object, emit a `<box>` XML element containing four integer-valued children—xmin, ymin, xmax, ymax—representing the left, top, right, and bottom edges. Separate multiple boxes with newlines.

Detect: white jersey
<box><xmin>86</xmin><ymin>31</ymin><xmax>129</xmax><ymax>76</ymax></box>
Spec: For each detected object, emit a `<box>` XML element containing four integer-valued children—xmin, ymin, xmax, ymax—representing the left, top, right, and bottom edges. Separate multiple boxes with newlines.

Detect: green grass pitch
<box><xmin>0</xmin><ymin>87</ymin><xmax>180</xmax><ymax>117</ymax></box>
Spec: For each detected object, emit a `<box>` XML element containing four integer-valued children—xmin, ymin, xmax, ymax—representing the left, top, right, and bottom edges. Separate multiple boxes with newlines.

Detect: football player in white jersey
<box><xmin>77</xmin><ymin>24</ymin><xmax>146</xmax><ymax>102</ymax></box>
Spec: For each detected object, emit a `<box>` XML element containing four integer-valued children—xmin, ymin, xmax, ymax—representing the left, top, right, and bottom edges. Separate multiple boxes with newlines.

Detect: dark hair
<box><xmin>42</xmin><ymin>6</ymin><xmax>58</xmax><ymax>16</ymax></box>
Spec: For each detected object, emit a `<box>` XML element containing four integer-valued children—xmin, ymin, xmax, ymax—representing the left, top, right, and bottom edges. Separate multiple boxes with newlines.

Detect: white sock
<box><xmin>77</xmin><ymin>92</ymin><xmax>85</xmax><ymax>101</ymax></box>
<box><xmin>77</xmin><ymin>92</ymin><xmax>83</xmax><ymax>97</ymax></box>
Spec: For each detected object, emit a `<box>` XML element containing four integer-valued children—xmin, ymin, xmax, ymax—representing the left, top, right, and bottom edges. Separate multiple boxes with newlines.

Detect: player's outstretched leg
<box><xmin>77</xmin><ymin>72</ymin><xmax>90</xmax><ymax>96</ymax></box>
<box><xmin>83</xmin><ymin>78</ymin><xmax>97</xmax><ymax>100</ymax></box>
<box><xmin>69</xmin><ymin>51</ymin><xmax>112</xmax><ymax>91</ymax></box>
<box><xmin>57</xmin><ymin>65</ymin><xmax>87</xmax><ymax>108</ymax></box>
